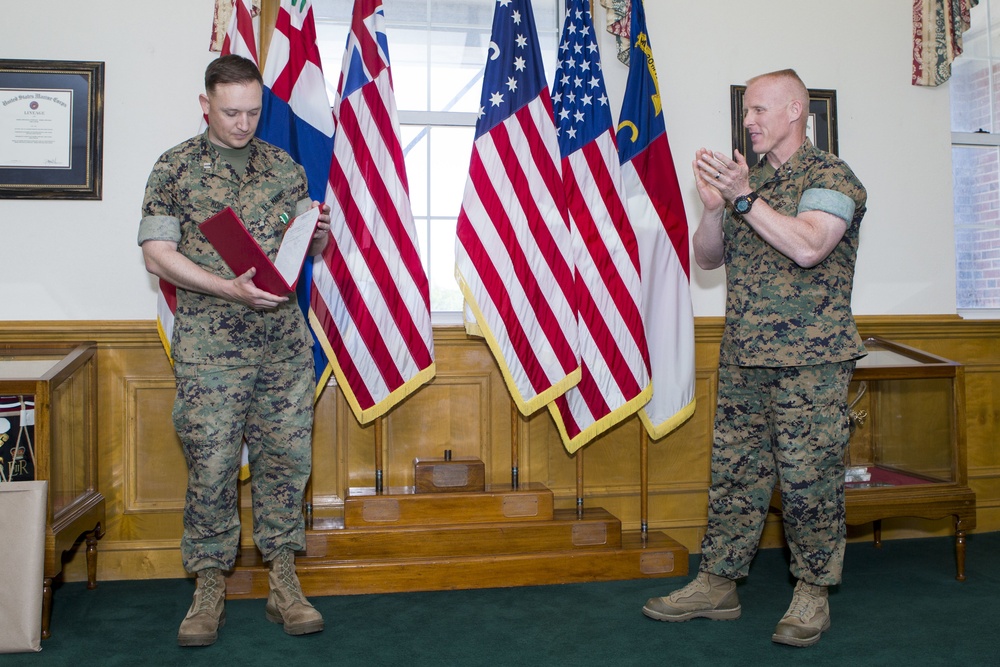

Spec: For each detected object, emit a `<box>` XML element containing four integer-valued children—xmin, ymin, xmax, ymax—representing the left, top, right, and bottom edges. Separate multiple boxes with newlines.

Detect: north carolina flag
<box><xmin>158</xmin><ymin>0</ymin><xmax>259</xmax><ymax>362</ymax></box>
<box><xmin>309</xmin><ymin>0</ymin><xmax>435</xmax><ymax>423</ymax></box>
<box><xmin>548</xmin><ymin>0</ymin><xmax>651</xmax><ymax>453</ymax></box>
<box><xmin>257</xmin><ymin>0</ymin><xmax>336</xmax><ymax>391</ymax></box>
<box><xmin>617</xmin><ymin>0</ymin><xmax>695</xmax><ymax>438</ymax></box>
<box><xmin>455</xmin><ymin>0</ymin><xmax>580</xmax><ymax>416</ymax></box>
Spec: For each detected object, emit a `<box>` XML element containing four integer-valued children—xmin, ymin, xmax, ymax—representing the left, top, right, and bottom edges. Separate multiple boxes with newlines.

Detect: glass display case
<box><xmin>844</xmin><ymin>337</ymin><xmax>976</xmax><ymax>580</ymax></box>
<box><xmin>0</xmin><ymin>341</ymin><xmax>104</xmax><ymax>638</ymax></box>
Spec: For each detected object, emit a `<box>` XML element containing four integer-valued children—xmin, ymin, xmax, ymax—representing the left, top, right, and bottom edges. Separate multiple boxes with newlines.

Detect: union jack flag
<box><xmin>455</xmin><ymin>0</ymin><xmax>580</xmax><ymax>416</ymax></box>
<box><xmin>310</xmin><ymin>0</ymin><xmax>435</xmax><ymax>423</ymax></box>
<box><xmin>547</xmin><ymin>0</ymin><xmax>651</xmax><ymax>452</ymax></box>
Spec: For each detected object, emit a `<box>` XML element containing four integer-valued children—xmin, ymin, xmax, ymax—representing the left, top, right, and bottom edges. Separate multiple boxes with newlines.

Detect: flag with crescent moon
<box><xmin>616</xmin><ymin>0</ymin><xmax>695</xmax><ymax>439</ymax></box>
<box><xmin>455</xmin><ymin>0</ymin><xmax>580</xmax><ymax>415</ymax></box>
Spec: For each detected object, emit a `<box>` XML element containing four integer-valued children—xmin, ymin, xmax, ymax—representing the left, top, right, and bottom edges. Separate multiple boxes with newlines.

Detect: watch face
<box><xmin>734</xmin><ymin>193</ymin><xmax>756</xmax><ymax>214</ymax></box>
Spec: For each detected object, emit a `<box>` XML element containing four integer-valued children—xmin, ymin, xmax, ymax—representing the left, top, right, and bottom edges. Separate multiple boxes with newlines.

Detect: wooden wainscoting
<box><xmin>1</xmin><ymin>315</ymin><xmax>999</xmax><ymax>584</ymax></box>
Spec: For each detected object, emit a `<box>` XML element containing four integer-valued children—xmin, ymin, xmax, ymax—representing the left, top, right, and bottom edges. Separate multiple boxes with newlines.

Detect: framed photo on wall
<box><xmin>0</xmin><ymin>59</ymin><xmax>105</xmax><ymax>200</ymax></box>
<box><xmin>730</xmin><ymin>85</ymin><xmax>838</xmax><ymax>166</ymax></box>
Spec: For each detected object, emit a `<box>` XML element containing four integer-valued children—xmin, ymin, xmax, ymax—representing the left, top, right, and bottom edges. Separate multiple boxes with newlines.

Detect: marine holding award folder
<box><xmin>137</xmin><ymin>54</ymin><xmax>333</xmax><ymax>648</ymax></box>
<box><xmin>200</xmin><ymin>206</ymin><xmax>321</xmax><ymax>295</ymax></box>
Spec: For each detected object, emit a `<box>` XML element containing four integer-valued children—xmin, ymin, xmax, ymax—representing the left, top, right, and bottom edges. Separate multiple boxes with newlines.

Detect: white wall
<box><xmin>1</xmin><ymin>0</ymin><xmax>955</xmax><ymax>320</ymax></box>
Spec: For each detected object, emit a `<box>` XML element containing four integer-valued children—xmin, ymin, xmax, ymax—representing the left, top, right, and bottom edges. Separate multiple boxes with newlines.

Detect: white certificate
<box><xmin>0</xmin><ymin>87</ymin><xmax>73</xmax><ymax>168</ymax></box>
<box><xmin>274</xmin><ymin>207</ymin><xmax>321</xmax><ymax>285</ymax></box>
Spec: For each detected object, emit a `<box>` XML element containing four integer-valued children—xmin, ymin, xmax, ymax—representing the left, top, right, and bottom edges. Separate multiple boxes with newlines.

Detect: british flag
<box><xmin>455</xmin><ymin>0</ymin><xmax>580</xmax><ymax>416</ymax></box>
<box><xmin>547</xmin><ymin>0</ymin><xmax>651</xmax><ymax>453</ymax></box>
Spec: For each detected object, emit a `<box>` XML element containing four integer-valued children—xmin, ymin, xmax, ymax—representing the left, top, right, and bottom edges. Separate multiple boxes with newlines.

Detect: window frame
<box><xmin>256</xmin><ymin>0</ymin><xmax>563</xmax><ymax>320</ymax></box>
<box><xmin>951</xmin><ymin>0</ymin><xmax>1000</xmax><ymax>314</ymax></box>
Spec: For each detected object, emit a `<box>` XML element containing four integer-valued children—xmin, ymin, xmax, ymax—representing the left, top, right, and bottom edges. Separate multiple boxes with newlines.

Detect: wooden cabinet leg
<box><xmin>873</xmin><ymin>519</ymin><xmax>882</xmax><ymax>548</ymax></box>
<box><xmin>42</xmin><ymin>577</ymin><xmax>53</xmax><ymax>640</ymax></box>
<box><xmin>86</xmin><ymin>529</ymin><xmax>99</xmax><ymax>590</ymax></box>
<box><xmin>955</xmin><ymin>522</ymin><xmax>967</xmax><ymax>582</ymax></box>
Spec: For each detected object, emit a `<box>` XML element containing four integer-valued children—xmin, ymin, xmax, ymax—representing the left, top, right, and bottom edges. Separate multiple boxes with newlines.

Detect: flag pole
<box><xmin>259</xmin><ymin>0</ymin><xmax>278</xmax><ymax>66</ymax></box>
<box><xmin>304</xmin><ymin>472</ymin><xmax>314</xmax><ymax>529</ymax></box>
<box><xmin>374</xmin><ymin>416</ymin><xmax>384</xmax><ymax>494</ymax></box>
<box><xmin>640</xmin><ymin>425</ymin><xmax>649</xmax><ymax>542</ymax></box>
<box><xmin>576</xmin><ymin>449</ymin><xmax>585</xmax><ymax>518</ymax></box>
<box><xmin>510</xmin><ymin>400</ymin><xmax>519</xmax><ymax>489</ymax></box>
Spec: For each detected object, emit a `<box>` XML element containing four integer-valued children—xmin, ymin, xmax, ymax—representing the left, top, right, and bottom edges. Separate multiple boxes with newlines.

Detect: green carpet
<box><xmin>8</xmin><ymin>532</ymin><xmax>999</xmax><ymax>666</ymax></box>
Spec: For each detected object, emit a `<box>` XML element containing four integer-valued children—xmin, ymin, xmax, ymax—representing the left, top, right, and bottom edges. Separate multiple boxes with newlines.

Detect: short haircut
<box><xmin>747</xmin><ymin>69</ymin><xmax>809</xmax><ymax>107</ymax></box>
<box><xmin>205</xmin><ymin>54</ymin><xmax>263</xmax><ymax>94</ymax></box>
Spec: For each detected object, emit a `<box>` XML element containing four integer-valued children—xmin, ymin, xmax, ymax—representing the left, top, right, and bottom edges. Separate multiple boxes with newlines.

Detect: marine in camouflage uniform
<box><xmin>139</xmin><ymin>130</ymin><xmax>315</xmax><ymax>572</ymax></box>
<box><xmin>702</xmin><ymin>137</ymin><xmax>867</xmax><ymax>586</ymax></box>
<box><xmin>141</xmin><ymin>54</ymin><xmax>325</xmax><ymax>646</ymax></box>
<box><xmin>643</xmin><ymin>70</ymin><xmax>866</xmax><ymax>647</ymax></box>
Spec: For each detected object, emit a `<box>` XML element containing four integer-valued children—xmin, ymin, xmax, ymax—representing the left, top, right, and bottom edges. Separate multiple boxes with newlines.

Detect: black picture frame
<box><xmin>0</xmin><ymin>59</ymin><xmax>105</xmax><ymax>200</ymax></box>
<box><xmin>730</xmin><ymin>85</ymin><xmax>838</xmax><ymax>167</ymax></box>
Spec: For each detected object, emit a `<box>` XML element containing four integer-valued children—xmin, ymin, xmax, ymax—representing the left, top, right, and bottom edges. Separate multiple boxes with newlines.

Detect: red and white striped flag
<box><xmin>618</xmin><ymin>0</ymin><xmax>695</xmax><ymax>438</ymax></box>
<box><xmin>309</xmin><ymin>0</ymin><xmax>435</xmax><ymax>423</ymax></box>
<box><xmin>158</xmin><ymin>0</ymin><xmax>259</xmax><ymax>362</ymax></box>
<box><xmin>547</xmin><ymin>0</ymin><xmax>651</xmax><ymax>453</ymax></box>
<box><xmin>455</xmin><ymin>0</ymin><xmax>580</xmax><ymax>416</ymax></box>
<box><xmin>221</xmin><ymin>0</ymin><xmax>258</xmax><ymax>63</ymax></box>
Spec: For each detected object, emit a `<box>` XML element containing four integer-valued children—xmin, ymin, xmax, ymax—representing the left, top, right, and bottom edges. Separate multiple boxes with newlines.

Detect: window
<box><xmin>311</xmin><ymin>0</ymin><xmax>561</xmax><ymax>316</ymax></box>
<box><xmin>951</xmin><ymin>0</ymin><xmax>1000</xmax><ymax>309</ymax></box>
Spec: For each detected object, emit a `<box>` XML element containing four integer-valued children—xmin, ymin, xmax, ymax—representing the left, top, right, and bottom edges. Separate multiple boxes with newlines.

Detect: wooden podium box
<box><xmin>414</xmin><ymin>451</ymin><xmax>485</xmax><ymax>493</ymax></box>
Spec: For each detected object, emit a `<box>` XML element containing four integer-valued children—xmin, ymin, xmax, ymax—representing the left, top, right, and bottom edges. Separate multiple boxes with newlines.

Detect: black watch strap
<box><xmin>734</xmin><ymin>191</ymin><xmax>759</xmax><ymax>215</ymax></box>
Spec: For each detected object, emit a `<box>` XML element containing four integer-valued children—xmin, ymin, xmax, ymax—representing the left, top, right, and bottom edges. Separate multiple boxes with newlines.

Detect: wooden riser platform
<box><xmin>301</xmin><ymin>508</ymin><xmax>624</xmax><ymax>559</ymax></box>
<box><xmin>344</xmin><ymin>483</ymin><xmax>554</xmax><ymax>527</ymax></box>
<box><xmin>226</xmin><ymin>530</ymin><xmax>688</xmax><ymax>599</ymax></box>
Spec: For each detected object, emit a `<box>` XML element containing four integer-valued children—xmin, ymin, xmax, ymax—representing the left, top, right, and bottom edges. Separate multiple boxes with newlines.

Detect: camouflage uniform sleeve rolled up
<box><xmin>140</xmin><ymin>134</ymin><xmax>313</xmax><ymax>366</ymax></box>
<box><xmin>720</xmin><ymin>139</ymin><xmax>867</xmax><ymax>367</ymax></box>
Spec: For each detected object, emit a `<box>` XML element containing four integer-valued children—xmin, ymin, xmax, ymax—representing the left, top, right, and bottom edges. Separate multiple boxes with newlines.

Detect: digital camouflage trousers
<box><xmin>173</xmin><ymin>353</ymin><xmax>314</xmax><ymax>573</ymax></box>
<box><xmin>699</xmin><ymin>360</ymin><xmax>856</xmax><ymax>586</ymax></box>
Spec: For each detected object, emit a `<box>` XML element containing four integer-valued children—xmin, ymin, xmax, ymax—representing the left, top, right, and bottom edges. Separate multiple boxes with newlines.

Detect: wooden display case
<box><xmin>844</xmin><ymin>337</ymin><xmax>976</xmax><ymax>580</ymax></box>
<box><xmin>0</xmin><ymin>341</ymin><xmax>105</xmax><ymax>638</ymax></box>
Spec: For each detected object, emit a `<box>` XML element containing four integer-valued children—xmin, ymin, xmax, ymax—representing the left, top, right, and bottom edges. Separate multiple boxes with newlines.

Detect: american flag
<box><xmin>617</xmin><ymin>0</ymin><xmax>695</xmax><ymax>438</ymax></box>
<box><xmin>455</xmin><ymin>0</ymin><xmax>580</xmax><ymax>416</ymax></box>
<box><xmin>157</xmin><ymin>0</ymin><xmax>259</xmax><ymax>363</ymax></box>
<box><xmin>310</xmin><ymin>0</ymin><xmax>435</xmax><ymax>423</ymax></box>
<box><xmin>257</xmin><ymin>0</ymin><xmax>337</xmax><ymax>392</ymax></box>
<box><xmin>547</xmin><ymin>0</ymin><xmax>651</xmax><ymax>453</ymax></box>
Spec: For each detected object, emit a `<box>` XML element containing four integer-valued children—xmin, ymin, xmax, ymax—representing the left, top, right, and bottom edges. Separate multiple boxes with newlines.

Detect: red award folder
<box><xmin>198</xmin><ymin>206</ymin><xmax>321</xmax><ymax>295</ymax></box>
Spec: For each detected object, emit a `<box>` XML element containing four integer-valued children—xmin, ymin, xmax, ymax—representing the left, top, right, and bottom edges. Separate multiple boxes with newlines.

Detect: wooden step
<box><xmin>225</xmin><ymin>530</ymin><xmax>688</xmax><ymax>598</ymax></box>
<box><xmin>343</xmin><ymin>482</ymin><xmax>554</xmax><ymax>527</ymax></box>
<box><xmin>281</xmin><ymin>507</ymin><xmax>621</xmax><ymax>560</ymax></box>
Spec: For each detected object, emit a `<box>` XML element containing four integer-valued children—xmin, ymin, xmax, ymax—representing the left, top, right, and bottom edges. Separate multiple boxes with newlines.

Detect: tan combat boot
<box><xmin>771</xmin><ymin>580</ymin><xmax>830</xmax><ymax>647</ymax></box>
<box><xmin>642</xmin><ymin>571</ymin><xmax>741</xmax><ymax>621</ymax></box>
<box><xmin>265</xmin><ymin>548</ymin><xmax>324</xmax><ymax>636</ymax></box>
<box><xmin>177</xmin><ymin>568</ymin><xmax>226</xmax><ymax>647</ymax></box>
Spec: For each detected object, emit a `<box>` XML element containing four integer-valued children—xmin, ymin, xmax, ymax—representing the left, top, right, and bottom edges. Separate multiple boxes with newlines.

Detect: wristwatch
<box><xmin>733</xmin><ymin>191</ymin><xmax>759</xmax><ymax>215</ymax></box>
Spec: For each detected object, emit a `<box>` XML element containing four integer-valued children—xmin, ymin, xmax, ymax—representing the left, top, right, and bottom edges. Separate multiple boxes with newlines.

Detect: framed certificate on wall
<box><xmin>0</xmin><ymin>59</ymin><xmax>104</xmax><ymax>200</ymax></box>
